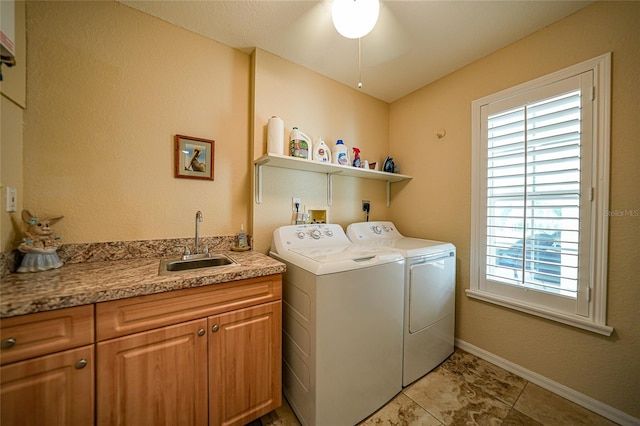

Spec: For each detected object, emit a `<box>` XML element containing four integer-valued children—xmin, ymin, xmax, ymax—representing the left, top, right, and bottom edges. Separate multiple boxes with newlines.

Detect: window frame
<box><xmin>468</xmin><ymin>53</ymin><xmax>613</xmax><ymax>336</ymax></box>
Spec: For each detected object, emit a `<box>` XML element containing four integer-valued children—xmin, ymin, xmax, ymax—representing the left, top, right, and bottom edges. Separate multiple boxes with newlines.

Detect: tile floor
<box><xmin>257</xmin><ymin>348</ymin><xmax>617</xmax><ymax>426</ymax></box>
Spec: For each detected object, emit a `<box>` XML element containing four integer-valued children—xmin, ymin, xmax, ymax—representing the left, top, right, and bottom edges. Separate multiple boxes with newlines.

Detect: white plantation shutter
<box><xmin>469</xmin><ymin>54</ymin><xmax>612</xmax><ymax>335</ymax></box>
<box><xmin>479</xmin><ymin>74</ymin><xmax>592</xmax><ymax>315</ymax></box>
<box><xmin>486</xmin><ymin>86</ymin><xmax>584</xmax><ymax>290</ymax></box>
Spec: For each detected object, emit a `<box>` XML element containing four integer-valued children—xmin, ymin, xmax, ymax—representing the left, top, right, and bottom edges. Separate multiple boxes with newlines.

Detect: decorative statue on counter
<box><xmin>17</xmin><ymin>209</ymin><xmax>64</xmax><ymax>273</ymax></box>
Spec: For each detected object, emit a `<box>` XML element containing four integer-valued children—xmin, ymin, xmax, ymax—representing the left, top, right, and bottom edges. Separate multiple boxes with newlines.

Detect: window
<box><xmin>468</xmin><ymin>53</ymin><xmax>612</xmax><ymax>336</ymax></box>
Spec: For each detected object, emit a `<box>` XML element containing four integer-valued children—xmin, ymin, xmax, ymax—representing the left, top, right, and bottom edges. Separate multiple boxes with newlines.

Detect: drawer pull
<box><xmin>75</xmin><ymin>359</ymin><xmax>88</xmax><ymax>369</ymax></box>
<box><xmin>211</xmin><ymin>324</ymin><xmax>219</xmax><ymax>332</ymax></box>
<box><xmin>1</xmin><ymin>338</ymin><xmax>16</xmax><ymax>349</ymax></box>
<box><xmin>197</xmin><ymin>328</ymin><xmax>206</xmax><ymax>336</ymax></box>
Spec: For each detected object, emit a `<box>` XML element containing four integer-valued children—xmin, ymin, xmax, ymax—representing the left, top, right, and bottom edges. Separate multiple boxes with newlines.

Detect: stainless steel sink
<box><xmin>159</xmin><ymin>254</ymin><xmax>236</xmax><ymax>274</ymax></box>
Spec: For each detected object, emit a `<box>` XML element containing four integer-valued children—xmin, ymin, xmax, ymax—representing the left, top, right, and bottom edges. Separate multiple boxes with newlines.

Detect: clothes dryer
<box><xmin>270</xmin><ymin>224</ymin><xmax>405</xmax><ymax>426</ymax></box>
<box><xmin>347</xmin><ymin>221</ymin><xmax>456</xmax><ymax>386</ymax></box>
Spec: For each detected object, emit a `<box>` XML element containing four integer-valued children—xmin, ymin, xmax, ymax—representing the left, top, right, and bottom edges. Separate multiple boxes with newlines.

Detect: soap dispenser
<box><xmin>237</xmin><ymin>224</ymin><xmax>248</xmax><ymax>249</ymax></box>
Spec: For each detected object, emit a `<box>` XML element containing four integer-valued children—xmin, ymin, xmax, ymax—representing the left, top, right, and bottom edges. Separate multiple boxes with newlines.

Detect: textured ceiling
<box><xmin>121</xmin><ymin>0</ymin><xmax>594</xmax><ymax>103</ymax></box>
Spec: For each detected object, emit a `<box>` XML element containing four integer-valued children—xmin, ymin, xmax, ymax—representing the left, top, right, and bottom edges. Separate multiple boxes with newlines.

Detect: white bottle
<box><xmin>313</xmin><ymin>138</ymin><xmax>332</xmax><ymax>163</ymax></box>
<box><xmin>332</xmin><ymin>139</ymin><xmax>349</xmax><ymax>166</ymax></box>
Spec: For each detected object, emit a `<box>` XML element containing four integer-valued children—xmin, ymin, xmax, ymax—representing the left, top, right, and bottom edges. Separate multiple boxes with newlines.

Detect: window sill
<box><xmin>465</xmin><ymin>289</ymin><xmax>614</xmax><ymax>336</ymax></box>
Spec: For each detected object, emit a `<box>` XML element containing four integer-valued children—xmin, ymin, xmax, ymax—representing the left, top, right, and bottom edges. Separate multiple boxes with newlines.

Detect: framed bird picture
<box><xmin>174</xmin><ymin>135</ymin><xmax>214</xmax><ymax>180</ymax></box>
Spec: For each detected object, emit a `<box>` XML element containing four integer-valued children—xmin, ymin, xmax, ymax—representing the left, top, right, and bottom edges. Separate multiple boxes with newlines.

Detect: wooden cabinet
<box><xmin>0</xmin><ymin>274</ymin><xmax>282</xmax><ymax>426</ymax></box>
<box><xmin>96</xmin><ymin>274</ymin><xmax>282</xmax><ymax>426</ymax></box>
<box><xmin>209</xmin><ymin>301</ymin><xmax>282</xmax><ymax>426</ymax></box>
<box><xmin>0</xmin><ymin>306</ymin><xmax>95</xmax><ymax>426</ymax></box>
<box><xmin>97</xmin><ymin>319</ymin><xmax>209</xmax><ymax>426</ymax></box>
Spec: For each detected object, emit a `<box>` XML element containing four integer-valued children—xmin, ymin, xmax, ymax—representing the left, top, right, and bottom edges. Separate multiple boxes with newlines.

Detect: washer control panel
<box><xmin>273</xmin><ymin>224</ymin><xmax>349</xmax><ymax>251</ymax></box>
<box><xmin>296</xmin><ymin>225</ymin><xmax>335</xmax><ymax>240</ymax></box>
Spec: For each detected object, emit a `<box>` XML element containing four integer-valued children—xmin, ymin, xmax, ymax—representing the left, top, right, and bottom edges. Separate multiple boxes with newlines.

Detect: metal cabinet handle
<box><xmin>197</xmin><ymin>328</ymin><xmax>206</xmax><ymax>336</ymax></box>
<box><xmin>1</xmin><ymin>338</ymin><xmax>16</xmax><ymax>349</ymax></box>
<box><xmin>211</xmin><ymin>324</ymin><xmax>219</xmax><ymax>332</ymax></box>
<box><xmin>75</xmin><ymin>359</ymin><xmax>88</xmax><ymax>369</ymax></box>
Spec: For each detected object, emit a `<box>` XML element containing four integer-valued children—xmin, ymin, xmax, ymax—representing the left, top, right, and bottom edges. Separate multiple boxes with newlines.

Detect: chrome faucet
<box><xmin>194</xmin><ymin>211</ymin><xmax>203</xmax><ymax>254</ymax></box>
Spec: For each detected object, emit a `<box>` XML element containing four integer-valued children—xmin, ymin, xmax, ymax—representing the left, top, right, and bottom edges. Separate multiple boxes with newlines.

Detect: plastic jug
<box><xmin>332</xmin><ymin>140</ymin><xmax>350</xmax><ymax>166</ymax></box>
<box><xmin>313</xmin><ymin>138</ymin><xmax>332</xmax><ymax>163</ymax></box>
<box><xmin>289</xmin><ymin>127</ymin><xmax>312</xmax><ymax>160</ymax></box>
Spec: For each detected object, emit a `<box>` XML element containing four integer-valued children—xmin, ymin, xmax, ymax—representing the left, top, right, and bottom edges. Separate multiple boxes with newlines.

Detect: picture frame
<box><xmin>174</xmin><ymin>135</ymin><xmax>214</xmax><ymax>180</ymax></box>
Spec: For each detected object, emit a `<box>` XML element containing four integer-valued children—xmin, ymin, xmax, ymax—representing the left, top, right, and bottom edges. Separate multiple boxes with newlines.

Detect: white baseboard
<box><xmin>454</xmin><ymin>339</ymin><xmax>639</xmax><ymax>426</ymax></box>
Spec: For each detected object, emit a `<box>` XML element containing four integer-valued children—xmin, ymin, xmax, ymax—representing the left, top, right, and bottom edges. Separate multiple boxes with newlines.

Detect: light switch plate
<box><xmin>5</xmin><ymin>187</ymin><xmax>17</xmax><ymax>212</ymax></box>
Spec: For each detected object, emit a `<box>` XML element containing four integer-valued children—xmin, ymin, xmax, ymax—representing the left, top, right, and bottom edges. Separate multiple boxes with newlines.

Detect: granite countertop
<box><xmin>1</xmin><ymin>249</ymin><xmax>285</xmax><ymax>318</ymax></box>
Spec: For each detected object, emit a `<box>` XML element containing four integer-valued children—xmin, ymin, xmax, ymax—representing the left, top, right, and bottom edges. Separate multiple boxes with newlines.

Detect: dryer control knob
<box><xmin>372</xmin><ymin>225</ymin><xmax>382</xmax><ymax>234</ymax></box>
<box><xmin>310</xmin><ymin>229</ymin><xmax>321</xmax><ymax>239</ymax></box>
<box><xmin>325</xmin><ymin>230</ymin><xmax>334</xmax><ymax>237</ymax></box>
<box><xmin>296</xmin><ymin>231</ymin><xmax>305</xmax><ymax>239</ymax></box>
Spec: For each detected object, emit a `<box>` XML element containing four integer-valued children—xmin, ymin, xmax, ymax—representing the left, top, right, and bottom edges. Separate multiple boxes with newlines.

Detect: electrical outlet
<box><xmin>5</xmin><ymin>187</ymin><xmax>17</xmax><ymax>212</ymax></box>
<box><xmin>362</xmin><ymin>200</ymin><xmax>370</xmax><ymax>212</ymax></box>
<box><xmin>292</xmin><ymin>197</ymin><xmax>301</xmax><ymax>212</ymax></box>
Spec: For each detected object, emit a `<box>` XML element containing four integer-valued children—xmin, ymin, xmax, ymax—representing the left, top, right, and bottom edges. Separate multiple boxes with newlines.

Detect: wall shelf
<box><xmin>254</xmin><ymin>153</ymin><xmax>412</xmax><ymax>207</ymax></box>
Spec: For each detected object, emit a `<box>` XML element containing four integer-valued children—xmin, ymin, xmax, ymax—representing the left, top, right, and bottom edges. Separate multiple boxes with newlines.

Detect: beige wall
<box><xmin>390</xmin><ymin>1</ymin><xmax>640</xmax><ymax>418</ymax></box>
<box><xmin>1</xmin><ymin>0</ymin><xmax>25</xmax><ymax>252</ymax></box>
<box><xmin>20</xmin><ymin>1</ymin><xmax>250</xmax><ymax>244</ymax></box>
<box><xmin>251</xmin><ymin>49</ymin><xmax>392</xmax><ymax>253</ymax></box>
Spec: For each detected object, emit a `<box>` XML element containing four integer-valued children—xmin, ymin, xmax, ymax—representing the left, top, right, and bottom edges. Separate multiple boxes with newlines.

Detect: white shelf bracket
<box><xmin>255</xmin><ymin>163</ymin><xmax>263</xmax><ymax>204</ymax></box>
<box><xmin>327</xmin><ymin>174</ymin><xmax>333</xmax><ymax>206</ymax></box>
<box><xmin>386</xmin><ymin>181</ymin><xmax>391</xmax><ymax>207</ymax></box>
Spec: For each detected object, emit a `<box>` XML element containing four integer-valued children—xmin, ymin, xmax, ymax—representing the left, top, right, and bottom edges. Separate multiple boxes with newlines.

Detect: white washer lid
<box><xmin>271</xmin><ymin>247</ymin><xmax>403</xmax><ymax>275</ymax></box>
<box><xmin>290</xmin><ymin>245</ymin><xmax>395</xmax><ymax>263</ymax></box>
<box><xmin>271</xmin><ymin>224</ymin><xmax>404</xmax><ymax>275</ymax></box>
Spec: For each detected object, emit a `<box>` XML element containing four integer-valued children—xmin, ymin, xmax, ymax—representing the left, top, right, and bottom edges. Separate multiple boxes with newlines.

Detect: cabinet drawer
<box><xmin>96</xmin><ymin>274</ymin><xmax>282</xmax><ymax>341</ymax></box>
<box><xmin>0</xmin><ymin>305</ymin><xmax>94</xmax><ymax>365</ymax></box>
<box><xmin>1</xmin><ymin>344</ymin><xmax>95</xmax><ymax>426</ymax></box>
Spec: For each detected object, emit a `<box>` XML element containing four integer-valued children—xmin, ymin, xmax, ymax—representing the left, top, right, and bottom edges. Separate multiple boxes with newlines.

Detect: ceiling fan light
<box><xmin>332</xmin><ymin>0</ymin><xmax>380</xmax><ymax>39</ymax></box>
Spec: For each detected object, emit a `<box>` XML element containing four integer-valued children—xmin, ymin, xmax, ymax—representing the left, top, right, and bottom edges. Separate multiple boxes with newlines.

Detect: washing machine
<box><xmin>346</xmin><ymin>221</ymin><xmax>456</xmax><ymax>387</ymax></box>
<box><xmin>270</xmin><ymin>224</ymin><xmax>404</xmax><ymax>426</ymax></box>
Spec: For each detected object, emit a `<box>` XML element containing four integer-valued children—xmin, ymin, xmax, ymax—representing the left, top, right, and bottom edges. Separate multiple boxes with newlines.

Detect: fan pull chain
<box><xmin>358</xmin><ymin>37</ymin><xmax>363</xmax><ymax>89</ymax></box>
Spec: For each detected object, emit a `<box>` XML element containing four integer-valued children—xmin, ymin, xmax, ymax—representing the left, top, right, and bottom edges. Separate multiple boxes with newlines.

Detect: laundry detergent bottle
<box><xmin>289</xmin><ymin>127</ymin><xmax>312</xmax><ymax>160</ymax></box>
<box><xmin>313</xmin><ymin>138</ymin><xmax>332</xmax><ymax>163</ymax></box>
<box><xmin>332</xmin><ymin>139</ymin><xmax>350</xmax><ymax>166</ymax></box>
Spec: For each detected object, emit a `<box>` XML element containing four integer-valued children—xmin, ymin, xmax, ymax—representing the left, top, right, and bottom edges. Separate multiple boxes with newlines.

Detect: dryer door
<box><xmin>408</xmin><ymin>253</ymin><xmax>456</xmax><ymax>333</ymax></box>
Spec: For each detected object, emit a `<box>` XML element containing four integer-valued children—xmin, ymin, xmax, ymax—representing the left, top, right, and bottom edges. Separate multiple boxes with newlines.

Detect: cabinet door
<box><xmin>0</xmin><ymin>345</ymin><xmax>94</xmax><ymax>426</ymax></box>
<box><xmin>209</xmin><ymin>301</ymin><xmax>282</xmax><ymax>426</ymax></box>
<box><xmin>97</xmin><ymin>319</ymin><xmax>208</xmax><ymax>426</ymax></box>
